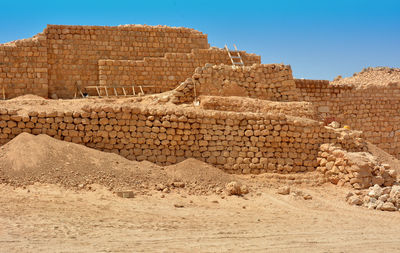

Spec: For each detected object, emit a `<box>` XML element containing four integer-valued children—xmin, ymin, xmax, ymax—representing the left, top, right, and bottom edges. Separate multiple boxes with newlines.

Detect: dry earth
<box><xmin>1</xmin><ymin>119</ymin><xmax>400</xmax><ymax>252</ymax></box>
<box><xmin>1</xmin><ymin>183</ymin><xmax>400</xmax><ymax>252</ymax></box>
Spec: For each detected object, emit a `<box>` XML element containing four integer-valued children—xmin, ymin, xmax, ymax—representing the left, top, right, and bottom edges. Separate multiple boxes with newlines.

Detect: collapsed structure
<box><xmin>1</xmin><ymin>24</ymin><xmax>400</xmax><ymax>191</ymax></box>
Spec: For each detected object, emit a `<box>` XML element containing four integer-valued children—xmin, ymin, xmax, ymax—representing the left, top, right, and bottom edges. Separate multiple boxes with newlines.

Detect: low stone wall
<box><xmin>98</xmin><ymin>48</ymin><xmax>261</xmax><ymax>94</ymax></box>
<box><xmin>295</xmin><ymin>79</ymin><xmax>400</xmax><ymax>158</ymax></box>
<box><xmin>0</xmin><ymin>34</ymin><xmax>48</xmax><ymax>98</ymax></box>
<box><xmin>0</xmin><ymin>102</ymin><xmax>345</xmax><ymax>174</ymax></box>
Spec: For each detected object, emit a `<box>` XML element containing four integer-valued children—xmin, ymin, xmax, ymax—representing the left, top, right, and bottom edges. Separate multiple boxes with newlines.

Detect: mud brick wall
<box><xmin>0</xmin><ymin>104</ymin><xmax>346</xmax><ymax>174</ymax></box>
<box><xmin>45</xmin><ymin>25</ymin><xmax>210</xmax><ymax>98</ymax></box>
<box><xmin>98</xmin><ymin>48</ymin><xmax>261</xmax><ymax>93</ymax></box>
<box><xmin>0</xmin><ymin>34</ymin><xmax>48</xmax><ymax>99</ymax></box>
<box><xmin>295</xmin><ymin>79</ymin><xmax>400</xmax><ymax>158</ymax></box>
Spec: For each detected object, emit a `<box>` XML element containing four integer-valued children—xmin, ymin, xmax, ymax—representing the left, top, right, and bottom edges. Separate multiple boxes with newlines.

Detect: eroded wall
<box><xmin>295</xmin><ymin>79</ymin><xmax>400</xmax><ymax>158</ymax></box>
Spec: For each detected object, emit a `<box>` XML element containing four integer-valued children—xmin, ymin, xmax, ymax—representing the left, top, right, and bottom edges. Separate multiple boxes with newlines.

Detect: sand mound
<box><xmin>332</xmin><ymin>67</ymin><xmax>400</xmax><ymax>86</ymax></box>
<box><xmin>10</xmin><ymin>94</ymin><xmax>46</xmax><ymax>100</ymax></box>
<box><xmin>164</xmin><ymin>158</ymin><xmax>236</xmax><ymax>192</ymax></box>
<box><xmin>0</xmin><ymin>133</ymin><xmax>238</xmax><ymax>195</ymax></box>
<box><xmin>0</xmin><ymin>133</ymin><xmax>168</xmax><ymax>191</ymax></box>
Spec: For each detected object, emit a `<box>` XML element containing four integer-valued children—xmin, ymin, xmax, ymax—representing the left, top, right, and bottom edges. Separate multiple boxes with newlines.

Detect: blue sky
<box><xmin>0</xmin><ymin>0</ymin><xmax>399</xmax><ymax>80</ymax></box>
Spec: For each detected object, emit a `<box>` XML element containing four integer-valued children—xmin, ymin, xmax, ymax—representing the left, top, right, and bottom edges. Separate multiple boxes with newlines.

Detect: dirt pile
<box><xmin>332</xmin><ymin>67</ymin><xmax>400</xmax><ymax>86</ymax></box>
<box><xmin>164</xmin><ymin>158</ymin><xmax>238</xmax><ymax>194</ymax></box>
<box><xmin>0</xmin><ymin>133</ymin><xmax>168</xmax><ymax>191</ymax></box>
<box><xmin>0</xmin><ymin>133</ymin><xmax>236</xmax><ymax>195</ymax></box>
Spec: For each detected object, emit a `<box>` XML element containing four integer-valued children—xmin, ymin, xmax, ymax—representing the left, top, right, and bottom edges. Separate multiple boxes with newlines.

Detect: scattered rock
<box><xmin>368</xmin><ymin>184</ymin><xmax>383</xmax><ymax>198</ymax></box>
<box><xmin>378</xmin><ymin>194</ymin><xmax>389</xmax><ymax>202</ymax></box>
<box><xmin>376</xmin><ymin>200</ymin><xmax>385</xmax><ymax>210</ymax></box>
<box><xmin>116</xmin><ymin>191</ymin><xmax>134</xmax><ymax>198</ymax></box>
<box><xmin>174</xmin><ymin>203</ymin><xmax>184</xmax><ymax>208</ymax></box>
<box><xmin>240</xmin><ymin>185</ymin><xmax>249</xmax><ymax>195</ymax></box>
<box><xmin>380</xmin><ymin>202</ymin><xmax>397</xmax><ymax>211</ymax></box>
<box><xmin>155</xmin><ymin>184</ymin><xmax>166</xmax><ymax>191</ymax></box>
<box><xmin>225</xmin><ymin>181</ymin><xmax>248</xmax><ymax>196</ymax></box>
<box><xmin>277</xmin><ymin>186</ymin><xmax>290</xmax><ymax>195</ymax></box>
<box><xmin>172</xmin><ymin>181</ymin><xmax>185</xmax><ymax>188</ymax></box>
<box><xmin>347</xmin><ymin>195</ymin><xmax>363</xmax><ymax>206</ymax></box>
<box><xmin>328</xmin><ymin>121</ymin><xmax>340</xmax><ymax>128</ymax></box>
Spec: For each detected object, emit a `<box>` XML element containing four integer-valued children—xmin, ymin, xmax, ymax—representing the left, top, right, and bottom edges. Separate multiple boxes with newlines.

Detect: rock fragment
<box><xmin>277</xmin><ymin>186</ymin><xmax>290</xmax><ymax>195</ymax></box>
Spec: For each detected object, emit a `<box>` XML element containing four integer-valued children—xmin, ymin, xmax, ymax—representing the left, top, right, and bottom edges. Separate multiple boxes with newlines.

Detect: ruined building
<box><xmin>1</xmin><ymin>24</ymin><xmax>400</xmax><ymax>189</ymax></box>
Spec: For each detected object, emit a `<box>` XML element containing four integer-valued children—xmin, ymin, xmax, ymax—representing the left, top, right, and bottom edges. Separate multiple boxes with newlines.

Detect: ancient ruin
<box><xmin>1</xmin><ymin>24</ymin><xmax>400</xmax><ymax>175</ymax></box>
<box><xmin>1</xmin><ymin>23</ymin><xmax>400</xmax><ymax>252</ymax></box>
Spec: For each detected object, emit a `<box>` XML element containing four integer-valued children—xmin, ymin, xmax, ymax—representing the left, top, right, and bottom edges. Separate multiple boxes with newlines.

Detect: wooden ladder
<box><xmin>225</xmin><ymin>44</ymin><xmax>244</xmax><ymax>66</ymax></box>
<box><xmin>74</xmin><ymin>82</ymin><xmax>147</xmax><ymax>98</ymax></box>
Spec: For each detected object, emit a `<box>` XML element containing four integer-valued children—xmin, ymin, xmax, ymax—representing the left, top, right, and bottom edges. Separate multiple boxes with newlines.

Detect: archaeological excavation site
<box><xmin>1</xmin><ymin>24</ymin><xmax>400</xmax><ymax>251</ymax></box>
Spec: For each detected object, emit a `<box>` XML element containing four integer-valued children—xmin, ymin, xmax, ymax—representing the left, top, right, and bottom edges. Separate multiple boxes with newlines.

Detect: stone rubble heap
<box><xmin>317</xmin><ymin>142</ymin><xmax>396</xmax><ymax>189</ymax></box>
<box><xmin>347</xmin><ymin>184</ymin><xmax>400</xmax><ymax>212</ymax></box>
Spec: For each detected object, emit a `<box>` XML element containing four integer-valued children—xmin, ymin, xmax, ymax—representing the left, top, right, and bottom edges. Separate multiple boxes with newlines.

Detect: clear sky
<box><xmin>1</xmin><ymin>0</ymin><xmax>399</xmax><ymax>80</ymax></box>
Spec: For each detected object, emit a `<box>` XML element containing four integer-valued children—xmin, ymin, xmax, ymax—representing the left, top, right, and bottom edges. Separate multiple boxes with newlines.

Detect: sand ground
<box><xmin>1</xmin><ymin>182</ymin><xmax>400</xmax><ymax>253</ymax></box>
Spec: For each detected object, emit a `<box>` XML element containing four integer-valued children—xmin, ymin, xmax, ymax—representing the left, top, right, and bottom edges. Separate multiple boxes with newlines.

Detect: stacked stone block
<box><xmin>317</xmin><ymin>143</ymin><xmax>396</xmax><ymax>189</ymax></box>
<box><xmin>193</xmin><ymin>64</ymin><xmax>300</xmax><ymax>101</ymax></box>
<box><xmin>98</xmin><ymin>48</ymin><xmax>260</xmax><ymax>94</ymax></box>
<box><xmin>0</xmin><ymin>34</ymin><xmax>48</xmax><ymax>98</ymax></box>
<box><xmin>295</xmin><ymin>79</ymin><xmax>400</xmax><ymax>158</ymax></box>
<box><xmin>0</xmin><ymin>104</ymin><xmax>341</xmax><ymax>174</ymax></box>
<box><xmin>172</xmin><ymin>63</ymin><xmax>300</xmax><ymax>103</ymax></box>
<box><xmin>45</xmin><ymin>24</ymin><xmax>210</xmax><ymax>98</ymax></box>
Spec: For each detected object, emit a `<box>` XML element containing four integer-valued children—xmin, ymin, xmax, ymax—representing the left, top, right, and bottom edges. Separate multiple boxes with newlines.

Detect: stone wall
<box><xmin>0</xmin><ymin>102</ymin><xmax>345</xmax><ymax>174</ymax></box>
<box><xmin>0</xmin><ymin>34</ymin><xmax>48</xmax><ymax>98</ymax></box>
<box><xmin>194</xmin><ymin>64</ymin><xmax>300</xmax><ymax>101</ymax></box>
<box><xmin>45</xmin><ymin>24</ymin><xmax>210</xmax><ymax>98</ymax></box>
<box><xmin>173</xmin><ymin>64</ymin><xmax>300</xmax><ymax>103</ymax></box>
<box><xmin>295</xmin><ymin>79</ymin><xmax>400</xmax><ymax>158</ymax></box>
<box><xmin>98</xmin><ymin>48</ymin><xmax>261</xmax><ymax>94</ymax></box>
<box><xmin>0</xmin><ymin>24</ymin><xmax>263</xmax><ymax>98</ymax></box>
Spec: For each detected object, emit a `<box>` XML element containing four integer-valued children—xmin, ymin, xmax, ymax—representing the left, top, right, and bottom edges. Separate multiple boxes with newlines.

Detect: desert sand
<box><xmin>1</xmin><ymin>134</ymin><xmax>400</xmax><ymax>252</ymax></box>
<box><xmin>1</xmin><ymin>183</ymin><xmax>400</xmax><ymax>252</ymax></box>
